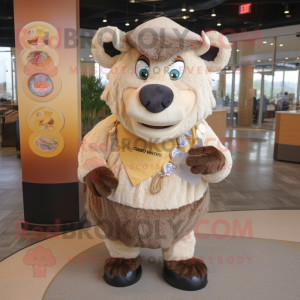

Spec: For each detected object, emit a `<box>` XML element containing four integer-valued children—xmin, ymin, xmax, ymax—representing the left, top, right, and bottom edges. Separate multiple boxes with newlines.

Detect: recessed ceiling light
<box><xmin>81</xmin><ymin>58</ymin><xmax>83</xmax><ymax>61</ymax></box>
<box><xmin>236</xmin><ymin>49</ymin><xmax>240</xmax><ymax>52</ymax></box>
<box><xmin>285</xmin><ymin>57</ymin><xmax>288</xmax><ymax>59</ymax></box>
<box><xmin>270</xmin><ymin>43</ymin><xmax>273</xmax><ymax>45</ymax></box>
<box><xmin>263</xmin><ymin>41</ymin><xmax>267</xmax><ymax>44</ymax></box>
<box><xmin>297</xmin><ymin>58</ymin><xmax>299</xmax><ymax>60</ymax></box>
<box><xmin>129</xmin><ymin>0</ymin><xmax>135</xmax><ymax>3</ymax></box>
<box><xmin>284</xmin><ymin>5</ymin><xmax>289</xmax><ymax>14</ymax></box>
<box><xmin>182</xmin><ymin>16</ymin><xmax>189</xmax><ymax>19</ymax></box>
<box><xmin>269</xmin><ymin>59</ymin><xmax>272</xmax><ymax>61</ymax></box>
<box><xmin>89</xmin><ymin>55</ymin><xmax>92</xmax><ymax>57</ymax></box>
<box><xmin>257</xmin><ymin>60</ymin><xmax>261</xmax><ymax>62</ymax></box>
<box><xmin>280</xmin><ymin>44</ymin><xmax>283</xmax><ymax>46</ymax></box>
<box><xmin>135</xmin><ymin>19</ymin><xmax>138</xmax><ymax>22</ymax></box>
<box><xmin>125</xmin><ymin>22</ymin><xmax>130</xmax><ymax>26</ymax></box>
<box><xmin>189</xmin><ymin>8</ymin><xmax>194</xmax><ymax>12</ymax></box>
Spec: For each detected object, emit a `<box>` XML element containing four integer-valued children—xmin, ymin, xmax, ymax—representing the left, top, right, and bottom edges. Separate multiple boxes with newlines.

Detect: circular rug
<box><xmin>43</xmin><ymin>236</ymin><xmax>300</xmax><ymax>300</ymax></box>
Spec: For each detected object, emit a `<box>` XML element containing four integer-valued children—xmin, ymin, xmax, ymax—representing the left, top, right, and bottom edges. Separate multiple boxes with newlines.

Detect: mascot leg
<box><xmin>162</xmin><ymin>230</ymin><xmax>208</xmax><ymax>291</ymax></box>
<box><xmin>103</xmin><ymin>237</ymin><xmax>142</xmax><ymax>287</ymax></box>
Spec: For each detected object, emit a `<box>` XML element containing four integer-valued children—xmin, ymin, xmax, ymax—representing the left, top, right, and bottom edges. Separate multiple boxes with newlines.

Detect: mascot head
<box><xmin>92</xmin><ymin>17</ymin><xmax>231</xmax><ymax>142</ymax></box>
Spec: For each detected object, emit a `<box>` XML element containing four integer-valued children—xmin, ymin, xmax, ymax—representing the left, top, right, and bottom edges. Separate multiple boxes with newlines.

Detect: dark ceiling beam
<box><xmin>162</xmin><ymin>0</ymin><xmax>226</xmax><ymax>15</ymax></box>
<box><xmin>226</xmin><ymin>0</ymin><xmax>300</xmax><ymax>3</ymax></box>
<box><xmin>83</xmin><ymin>9</ymin><xmax>114</xmax><ymax>21</ymax></box>
<box><xmin>82</xmin><ymin>2</ymin><xmax>156</xmax><ymax>21</ymax></box>
<box><xmin>210</xmin><ymin>4</ymin><xmax>259</xmax><ymax>23</ymax></box>
<box><xmin>79</xmin><ymin>0</ymin><xmax>110</xmax><ymax>9</ymax></box>
<box><xmin>0</xmin><ymin>20</ymin><xmax>14</xmax><ymax>29</ymax></box>
<box><xmin>243</xmin><ymin>12</ymin><xmax>300</xmax><ymax>30</ymax></box>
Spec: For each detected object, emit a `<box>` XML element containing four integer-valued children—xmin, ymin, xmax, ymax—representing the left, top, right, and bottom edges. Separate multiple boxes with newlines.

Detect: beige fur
<box><xmin>101</xmin><ymin>49</ymin><xmax>221</xmax><ymax>143</ymax></box>
<box><xmin>104</xmin><ymin>237</ymin><xmax>140</xmax><ymax>259</ymax></box>
<box><xmin>103</xmin><ymin>231</ymin><xmax>197</xmax><ymax>261</ymax></box>
<box><xmin>78</xmin><ymin>19</ymin><xmax>232</xmax><ymax>264</ymax></box>
<box><xmin>202</xmin><ymin>31</ymin><xmax>232</xmax><ymax>72</ymax></box>
<box><xmin>162</xmin><ymin>231</ymin><xmax>196</xmax><ymax>261</ymax></box>
<box><xmin>92</xmin><ymin>26</ymin><xmax>131</xmax><ymax>69</ymax></box>
<box><xmin>78</xmin><ymin>116</ymin><xmax>231</xmax><ymax>210</ymax></box>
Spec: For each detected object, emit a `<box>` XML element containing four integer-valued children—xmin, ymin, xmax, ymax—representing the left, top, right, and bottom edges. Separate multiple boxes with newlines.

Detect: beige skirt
<box><xmin>87</xmin><ymin>187</ymin><xmax>210</xmax><ymax>249</ymax></box>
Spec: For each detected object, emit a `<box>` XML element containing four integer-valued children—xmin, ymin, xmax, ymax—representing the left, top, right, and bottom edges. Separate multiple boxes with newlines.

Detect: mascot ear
<box><xmin>91</xmin><ymin>26</ymin><xmax>131</xmax><ymax>69</ymax></box>
<box><xmin>195</xmin><ymin>31</ymin><xmax>231</xmax><ymax>72</ymax></box>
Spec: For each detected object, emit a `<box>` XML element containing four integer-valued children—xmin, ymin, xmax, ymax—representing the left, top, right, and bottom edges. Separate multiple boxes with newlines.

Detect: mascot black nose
<box><xmin>139</xmin><ymin>84</ymin><xmax>174</xmax><ymax>113</ymax></box>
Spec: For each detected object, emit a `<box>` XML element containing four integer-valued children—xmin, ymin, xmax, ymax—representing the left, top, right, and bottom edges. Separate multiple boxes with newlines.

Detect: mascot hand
<box><xmin>186</xmin><ymin>146</ymin><xmax>225</xmax><ymax>175</ymax></box>
<box><xmin>85</xmin><ymin>166</ymin><xmax>118</xmax><ymax>197</ymax></box>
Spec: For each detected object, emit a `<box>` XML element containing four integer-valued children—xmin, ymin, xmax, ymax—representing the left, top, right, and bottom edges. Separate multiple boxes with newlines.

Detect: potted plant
<box><xmin>81</xmin><ymin>74</ymin><xmax>111</xmax><ymax>136</ymax></box>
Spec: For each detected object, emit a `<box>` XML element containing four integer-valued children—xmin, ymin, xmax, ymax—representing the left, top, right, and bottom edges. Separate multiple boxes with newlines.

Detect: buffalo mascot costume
<box><xmin>78</xmin><ymin>17</ymin><xmax>232</xmax><ymax>291</ymax></box>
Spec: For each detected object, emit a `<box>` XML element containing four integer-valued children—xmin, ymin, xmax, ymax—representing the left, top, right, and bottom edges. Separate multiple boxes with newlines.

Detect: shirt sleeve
<box><xmin>77</xmin><ymin>114</ymin><xmax>117</xmax><ymax>183</ymax></box>
<box><xmin>200</xmin><ymin>120</ymin><xmax>232</xmax><ymax>183</ymax></box>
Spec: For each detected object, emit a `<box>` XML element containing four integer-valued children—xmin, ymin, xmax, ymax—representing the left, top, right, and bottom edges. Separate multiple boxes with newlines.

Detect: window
<box><xmin>275</xmin><ymin>36</ymin><xmax>300</xmax><ymax>63</ymax></box>
<box><xmin>236</xmin><ymin>38</ymin><xmax>274</xmax><ymax>65</ymax></box>
<box><xmin>0</xmin><ymin>47</ymin><xmax>13</xmax><ymax>101</ymax></box>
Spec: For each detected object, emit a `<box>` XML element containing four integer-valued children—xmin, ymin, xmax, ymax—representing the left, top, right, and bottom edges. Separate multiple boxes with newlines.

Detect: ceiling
<box><xmin>1</xmin><ymin>0</ymin><xmax>300</xmax><ymax>47</ymax></box>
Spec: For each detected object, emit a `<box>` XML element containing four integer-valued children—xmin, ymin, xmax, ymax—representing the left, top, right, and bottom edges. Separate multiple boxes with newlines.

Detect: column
<box><xmin>14</xmin><ymin>0</ymin><xmax>85</xmax><ymax>231</ymax></box>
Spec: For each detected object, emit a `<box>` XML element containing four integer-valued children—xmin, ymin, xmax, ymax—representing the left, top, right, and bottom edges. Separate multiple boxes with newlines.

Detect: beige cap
<box><xmin>126</xmin><ymin>17</ymin><xmax>202</xmax><ymax>60</ymax></box>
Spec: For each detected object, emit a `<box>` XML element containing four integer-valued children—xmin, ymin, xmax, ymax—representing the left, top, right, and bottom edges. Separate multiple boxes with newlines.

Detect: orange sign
<box><xmin>14</xmin><ymin>0</ymin><xmax>81</xmax><ymax>184</ymax></box>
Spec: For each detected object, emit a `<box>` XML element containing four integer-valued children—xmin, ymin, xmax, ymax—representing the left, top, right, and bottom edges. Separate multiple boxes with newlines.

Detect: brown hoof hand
<box><xmin>186</xmin><ymin>146</ymin><xmax>225</xmax><ymax>175</ymax></box>
<box><xmin>85</xmin><ymin>166</ymin><xmax>118</xmax><ymax>198</ymax></box>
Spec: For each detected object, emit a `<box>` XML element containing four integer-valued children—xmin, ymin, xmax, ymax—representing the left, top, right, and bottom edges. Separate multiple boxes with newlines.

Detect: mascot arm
<box><xmin>186</xmin><ymin>120</ymin><xmax>232</xmax><ymax>183</ymax></box>
<box><xmin>77</xmin><ymin>114</ymin><xmax>117</xmax><ymax>184</ymax></box>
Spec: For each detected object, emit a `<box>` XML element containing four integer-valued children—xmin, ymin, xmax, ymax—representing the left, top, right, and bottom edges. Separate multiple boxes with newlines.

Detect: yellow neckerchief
<box><xmin>116</xmin><ymin>124</ymin><xmax>198</xmax><ymax>186</ymax></box>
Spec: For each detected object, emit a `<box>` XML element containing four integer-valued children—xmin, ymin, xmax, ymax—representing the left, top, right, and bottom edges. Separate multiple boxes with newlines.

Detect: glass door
<box><xmin>210</xmin><ymin>66</ymin><xmax>235</xmax><ymax>126</ymax></box>
<box><xmin>260</xmin><ymin>72</ymin><xmax>275</xmax><ymax>129</ymax></box>
<box><xmin>258</xmin><ymin>63</ymin><xmax>299</xmax><ymax>130</ymax></box>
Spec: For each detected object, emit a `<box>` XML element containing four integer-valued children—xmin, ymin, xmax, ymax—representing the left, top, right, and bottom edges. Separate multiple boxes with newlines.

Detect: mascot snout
<box><xmin>139</xmin><ymin>84</ymin><xmax>174</xmax><ymax>113</ymax></box>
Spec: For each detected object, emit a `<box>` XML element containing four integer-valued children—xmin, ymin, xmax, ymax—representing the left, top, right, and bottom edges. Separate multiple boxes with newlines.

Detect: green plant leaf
<box><xmin>81</xmin><ymin>74</ymin><xmax>110</xmax><ymax>133</ymax></box>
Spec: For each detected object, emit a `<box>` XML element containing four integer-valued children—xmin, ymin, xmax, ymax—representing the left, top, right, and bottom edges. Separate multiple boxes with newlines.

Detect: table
<box><xmin>274</xmin><ymin>111</ymin><xmax>300</xmax><ymax>163</ymax></box>
<box><xmin>205</xmin><ymin>108</ymin><xmax>227</xmax><ymax>140</ymax></box>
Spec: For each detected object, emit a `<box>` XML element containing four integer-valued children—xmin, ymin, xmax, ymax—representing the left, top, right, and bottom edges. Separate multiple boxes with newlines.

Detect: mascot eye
<box><xmin>139</xmin><ymin>69</ymin><xmax>149</xmax><ymax>80</ymax></box>
<box><xmin>135</xmin><ymin>57</ymin><xmax>150</xmax><ymax>80</ymax></box>
<box><xmin>169</xmin><ymin>59</ymin><xmax>184</xmax><ymax>81</ymax></box>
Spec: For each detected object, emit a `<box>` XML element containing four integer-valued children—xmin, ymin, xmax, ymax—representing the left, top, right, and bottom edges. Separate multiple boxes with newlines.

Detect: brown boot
<box><xmin>163</xmin><ymin>258</ymin><xmax>208</xmax><ymax>291</ymax></box>
<box><xmin>103</xmin><ymin>256</ymin><xmax>142</xmax><ymax>287</ymax></box>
